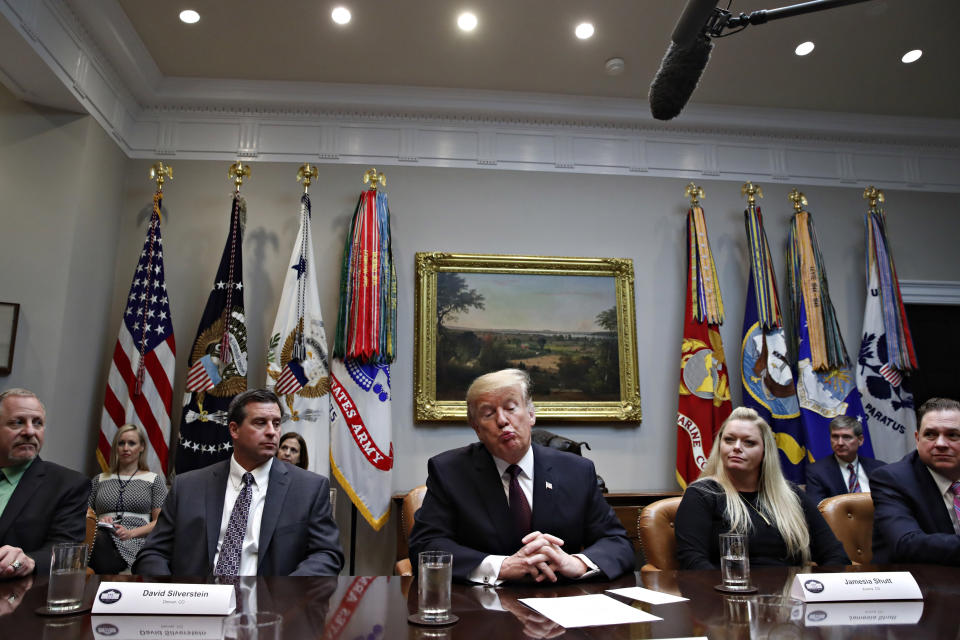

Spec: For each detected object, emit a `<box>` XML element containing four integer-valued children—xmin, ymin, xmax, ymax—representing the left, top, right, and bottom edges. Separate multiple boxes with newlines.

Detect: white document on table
<box><xmin>606</xmin><ymin>586</ymin><xmax>689</xmax><ymax>605</ymax></box>
<box><xmin>518</xmin><ymin>594</ymin><xmax>661</xmax><ymax>628</ymax></box>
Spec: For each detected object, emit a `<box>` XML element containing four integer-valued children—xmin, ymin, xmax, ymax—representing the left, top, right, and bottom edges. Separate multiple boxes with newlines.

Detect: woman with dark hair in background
<box><xmin>277</xmin><ymin>432</ymin><xmax>309</xmax><ymax>470</ymax></box>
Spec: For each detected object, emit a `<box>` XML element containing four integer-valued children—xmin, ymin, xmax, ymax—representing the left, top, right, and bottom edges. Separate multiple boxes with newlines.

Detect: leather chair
<box><xmin>394</xmin><ymin>485</ymin><xmax>427</xmax><ymax>576</ymax></box>
<box><xmin>636</xmin><ymin>496</ymin><xmax>682</xmax><ymax>571</ymax></box>
<box><xmin>84</xmin><ymin>507</ymin><xmax>98</xmax><ymax>575</ymax></box>
<box><xmin>817</xmin><ymin>492</ymin><xmax>874</xmax><ymax>565</ymax></box>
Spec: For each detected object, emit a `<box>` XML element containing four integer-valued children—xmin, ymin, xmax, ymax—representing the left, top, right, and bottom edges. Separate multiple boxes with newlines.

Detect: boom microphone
<box><xmin>649</xmin><ymin>0</ymin><xmax>719</xmax><ymax>121</ymax></box>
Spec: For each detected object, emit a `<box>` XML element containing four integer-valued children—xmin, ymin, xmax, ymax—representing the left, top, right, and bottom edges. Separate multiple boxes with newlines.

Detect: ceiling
<box><xmin>90</xmin><ymin>0</ymin><xmax>958</xmax><ymax>119</ymax></box>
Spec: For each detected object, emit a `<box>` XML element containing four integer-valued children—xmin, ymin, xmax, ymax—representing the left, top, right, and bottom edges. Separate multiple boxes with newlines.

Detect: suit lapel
<box><xmin>828</xmin><ymin>458</ymin><xmax>847</xmax><ymax>495</ymax></box>
<box><xmin>257</xmin><ymin>460</ymin><xmax>289</xmax><ymax>573</ymax></box>
<box><xmin>471</xmin><ymin>445</ymin><xmax>515</xmax><ymax>552</ymax></box>
<box><xmin>912</xmin><ymin>453</ymin><xmax>955</xmax><ymax>533</ymax></box>
<box><xmin>531</xmin><ymin>445</ymin><xmax>555</xmax><ymax>533</ymax></box>
<box><xmin>0</xmin><ymin>458</ymin><xmax>46</xmax><ymax>540</ymax></box>
<box><xmin>206</xmin><ymin>461</ymin><xmax>229</xmax><ymax>571</ymax></box>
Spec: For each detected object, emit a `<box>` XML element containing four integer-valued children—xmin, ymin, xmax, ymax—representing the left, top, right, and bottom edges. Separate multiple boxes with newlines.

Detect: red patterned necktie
<box><xmin>847</xmin><ymin>463</ymin><xmax>860</xmax><ymax>493</ymax></box>
<box><xmin>507</xmin><ymin>464</ymin><xmax>532</xmax><ymax>539</ymax></box>
<box><xmin>215</xmin><ymin>472</ymin><xmax>254</xmax><ymax>576</ymax></box>
<box><xmin>950</xmin><ymin>481</ymin><xmax>960</xmax><ymax>528</ymax></box>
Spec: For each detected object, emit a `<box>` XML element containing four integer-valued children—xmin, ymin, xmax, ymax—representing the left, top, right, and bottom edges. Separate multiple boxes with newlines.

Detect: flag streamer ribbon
<box><xmin>688</xmin><ymin>205</ymin><xmax>724</xmax><ymax>325</ymax></box>
<box><xmin>333</xmin><ymin>190</ymin><xmax>397</xmax><ymax>364</ymax></box>
<box><xmin>218</xmin><ymin>195</ymin><xmax>243</xmax><ymax>368</ymax></box>
<box><xmin>744</xmin><ymin>206</ymin><xmax>782</xmax><ymax>329</ymax></box>
<box><xmin>866</xmin><ymin>210</ymin><xmax>918</xmax><ymax>371</ymax></box>
<box><xmin>292</xmin><ymin>193</ymin><xmax>311</xmax><ymax>362</ymax></box>
<box><xmin>787</xmin><ymin>211</ymin><xmax>850</xmax><ymax>370</ymax></box>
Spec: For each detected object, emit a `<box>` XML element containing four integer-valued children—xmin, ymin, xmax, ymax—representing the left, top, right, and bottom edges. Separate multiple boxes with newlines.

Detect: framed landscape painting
<box><xmin>415</xmin><ymin>253</ymin><xmax>641</xmax><ymax>423</ymax></box>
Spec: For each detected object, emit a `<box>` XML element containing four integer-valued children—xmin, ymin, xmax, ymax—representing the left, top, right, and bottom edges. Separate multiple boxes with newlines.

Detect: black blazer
<box><xmin>871</xmin><ymin>450</ymin><xmax>960</xmax><ymax>564</ymax></box>
<box><xmin>409</xmin><ymin>443</ymin><xmax>634</xmax><ymax>581</ymax></box>
<box><xmin>0</xmin><ymin>457</ymin><xmax>89</xmax><ymax>576</ymax></box>
<box><xmin>133</xmin><ymin>459</ymin><xmax>343</xmax><ymax>576</ymax></box>
<box><xmin>805</xmin><ymin>455</ymin><xmax>885</xmax><ymax>506</ymax></box>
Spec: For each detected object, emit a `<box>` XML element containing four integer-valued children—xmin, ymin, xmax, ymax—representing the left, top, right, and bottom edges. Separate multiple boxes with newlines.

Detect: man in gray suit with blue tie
<box><xmin>134</xmin><ymin>389</ymin><xmax>343</xmax><ymax>576</ymax></box>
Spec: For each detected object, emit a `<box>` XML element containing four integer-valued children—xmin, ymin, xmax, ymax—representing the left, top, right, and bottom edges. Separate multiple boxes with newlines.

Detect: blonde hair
<box><xmin>109</xmin><ymin>424</ymin><xmax>150</xmax><ymax>474</ymax></box>
<box><xmin>695</xmin><ymin>406</ymin><xmax>811</xmax><ymax>564</ymax></box>
<box><xmin>465</xmin><ymin>369</ymin><xmax>533</xmax><ymax>422</ymax></box>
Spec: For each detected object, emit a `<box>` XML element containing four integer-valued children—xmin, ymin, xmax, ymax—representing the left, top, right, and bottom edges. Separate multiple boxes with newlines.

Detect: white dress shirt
<box><xmin>926</xmin><ymin>467</ymin><xmax>960</xmax><ymax>535</ymax></box>
<box><xmin>468</xmin><ymin>447</ymin><xmax>598</xmax><ymax>585</ymax></box>
<box><xmin>835</xmin><ymin>455</ymin><xmax>871</xmax><ymax>494</ymax></box>
<box><xmin>213</xmin><ymin>456</ymin><xmax>272</xmax><ymax>576</ymax></box>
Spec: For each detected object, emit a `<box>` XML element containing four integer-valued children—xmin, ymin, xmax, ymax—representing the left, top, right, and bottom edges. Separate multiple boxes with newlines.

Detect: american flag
<box><xmin>99</xmin><ymin>196</ymin><xmax>175</xmax><ymax>474</ymax></box>
<box><xmin>274</xmin><ymin>360</ymin><xmax>308</xmax><ymax>396</ymax></box>
<box><xmin>185</xmin><ymin>354</ymin><xmax>221</xmax><ymax>392</ymax></box>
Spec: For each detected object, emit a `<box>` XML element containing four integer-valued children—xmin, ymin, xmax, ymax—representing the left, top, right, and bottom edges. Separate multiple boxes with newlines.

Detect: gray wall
<box><xmin>4</xmin><ymin>82</ymin><xmax>960</xmax><ymax>572</ymax></box>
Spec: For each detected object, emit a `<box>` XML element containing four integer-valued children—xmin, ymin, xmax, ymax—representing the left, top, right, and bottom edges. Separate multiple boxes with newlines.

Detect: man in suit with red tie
<box><xmin>409</xmin><ymin>369</ymin><xmax>634</xmax><ymax>584</ymax></box>
<box><xmin>872</xmin><ymin>397</ymin><xmax>960</xmax><ymax>564</ymax></box>
<box><xmin>805</xmin><ymin>415</ymin><xmax>885</xmax><ymax>506</ymax></box>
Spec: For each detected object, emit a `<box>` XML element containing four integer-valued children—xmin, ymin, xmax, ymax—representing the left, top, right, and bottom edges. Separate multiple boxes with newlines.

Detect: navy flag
<box><xmin>176</xmin><ymin>195</ymin><xmax>248</xmax><ymax>472</ymax></box>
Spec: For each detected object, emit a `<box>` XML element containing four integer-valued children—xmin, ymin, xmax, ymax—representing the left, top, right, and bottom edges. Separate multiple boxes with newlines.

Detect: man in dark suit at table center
<box><xmin>134</xmin><ymin>388</ymin><xmax>343</xmax><ymax>576</ymax></box>
<box><xmin>871</xmin><ymin>397</ymin><xmax>960</xmax><ymax>564</ymax></box>
<box><xmin>0</xmin><ymin>388</ymin><xmax>89</xmax><ymax>579</ymax></box>
<box><xmin>805</xmin><ymin>415</ymin><xmax>885</xmax><ymax>505</ymax></box>
<box><xmin>409</xmin><ymin>369</ymin><xmax>634</xmax><ymax>584</ymax></box>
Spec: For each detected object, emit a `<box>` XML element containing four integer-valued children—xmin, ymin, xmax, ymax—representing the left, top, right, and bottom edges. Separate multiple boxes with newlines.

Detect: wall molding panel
<box><xmin>4</xmin><ymin>0</ymin><xmax>960</xmax><ymax>192</ymax></box>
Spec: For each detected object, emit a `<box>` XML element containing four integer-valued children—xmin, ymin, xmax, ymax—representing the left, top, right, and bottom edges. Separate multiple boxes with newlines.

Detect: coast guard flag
<box><xmin>176</xmin><ymin>195</ymin><xmax>248</xmax><ymax>473</ymax></box>
<box><xmin>856</xmin><ymin>208</ymin><xmax>918</xmax><ymax>461</ymax></box>
<box><xmin>266</xmin><ymin>192</ymin><xmax>331</xmax><ymax>474</ymax></box>
<box><xmin>740</xmin><ymin>205</ymin><xmax>806</xmax><ymax>482</ymax></box>
<box><xmin>676</xmin><ymin>203</ymin><xmax>732</xmax><ymax>488</ymax></box>
<box><xmin>787</xmin><ymin>208</ymin><xmax>874</xmax><ymax>462</ymax></box>
<box><xmin>99</xmin><ymin>193</ymin><xmax>175</xmax><ymax>474</ymax></box>
<box><xmin>331</xmin><ymin>188</ymin><xmax>396</xmax><ymax>530</ymax></box>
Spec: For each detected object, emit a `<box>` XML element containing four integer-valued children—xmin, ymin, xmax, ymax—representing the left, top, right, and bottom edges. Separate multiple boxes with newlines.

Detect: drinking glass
<box><xmin>222</xmin><ymin>611</ymin><xmax>282</xmax><ymax>640</ymax></box>
<box><xmin>719</xmin><ymin>532</ymin><xmax>751</xmax><ymax>590</ymax></box>
<box><xmin>417</xmin><ymin>551</ymin><xmax>453</xmax><ymax>623</ymax></box>
<box><xmin>46</xmin><ymin>543</ymin><xmax>88</xmax><ymax>612</ymax></box>
<box><xmin>748</xmin><ymin>595</ymin><xmax>805</xmax><ymax>639</ymax></box>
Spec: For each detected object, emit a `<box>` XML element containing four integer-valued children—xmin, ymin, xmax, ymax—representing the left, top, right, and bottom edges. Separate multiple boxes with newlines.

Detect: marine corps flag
<box><xmin>330</xmin><ymin>171</ymin><xmax>396</xmax><ymax>531</ymax></box>
<box><xmin>786</xmin><ymin>192</ymin><xmax>874</xmax><ymax>462</ymax></box>
<box><xmin>856</xmin><ymin>188</ymin><xmax>918</xmax><ymax>462</ymax></box>
<box><xmin>738</xmin><ymin>184</ymin><xmax>806</xmax><ymax>483</ymax></box>
<box><xmin>676</xmin><ymin>187</ymin><xmax>732</xmax><ymax>489</ymax></box>
<box><xmin>176</xmin><ymin>192</ymin><xmax>248</xmax><ymax>473</ymax></box>
<box><xmin>266</xmin><ymin>186</ymin><xmax>331</xmax><ymax>474</ymax></box>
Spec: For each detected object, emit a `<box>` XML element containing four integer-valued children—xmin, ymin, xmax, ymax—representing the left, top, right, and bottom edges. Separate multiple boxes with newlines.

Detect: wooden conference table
<box><xmin>1</xmin><ymin>564</ymin><xmax>957</xmax><ymax>639</ymax></box>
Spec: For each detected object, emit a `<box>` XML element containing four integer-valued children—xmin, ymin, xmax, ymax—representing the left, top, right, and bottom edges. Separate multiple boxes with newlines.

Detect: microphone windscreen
<box><xmin>649</xmin><ymin>36</ymin><xmax>713</xmax><ymax>121</ymax></box>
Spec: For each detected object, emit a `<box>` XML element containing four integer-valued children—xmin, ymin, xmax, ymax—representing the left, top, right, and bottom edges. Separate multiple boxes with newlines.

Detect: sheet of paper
<box><xmin>606</xmin><ymin>586</ymin><xmax>689</xmax><ymax>605</ymax></box>
<box><xmin>518</xmin><ymin>594</ymin><xmax>661</xmax><ymax>628</ymax></box>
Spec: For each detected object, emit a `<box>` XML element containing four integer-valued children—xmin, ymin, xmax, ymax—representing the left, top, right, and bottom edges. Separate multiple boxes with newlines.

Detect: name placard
<box><xmin>92</xmin><ymin>582</ymin><xmax>235</xmax><ymax>615</ymax></box>
<box><xmin>790</xmin><ymin>572</ymin><xmax>922</xmax><ymax>602</ymax></box>
<box><xmin>91</xmin><ymin>615</ymin><xmax>225</xmax><ymax>639</ymax></box>
<box><xmin>802</xmin><ymin>601</ymin><xmax>924</xmax><ymax>627</ymax></box>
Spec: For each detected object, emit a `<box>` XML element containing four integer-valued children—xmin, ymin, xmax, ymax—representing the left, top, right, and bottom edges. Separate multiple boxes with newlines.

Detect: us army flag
<box><xmin>857</xmin><ymin>207</ymin><xmax>918</xmax><ymax>462</ymax></box>
<box><xmin>266</xmin><ymin>192</ymin><xmax>331</xmax><ymax>474</ymax></box>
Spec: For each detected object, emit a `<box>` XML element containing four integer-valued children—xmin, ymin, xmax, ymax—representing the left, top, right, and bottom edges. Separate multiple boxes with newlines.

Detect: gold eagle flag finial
<box><xmin>362</xmin><ymin>167</ymin><xmax>386</xmax><ymax>191</ymax></box>
<box><xmin>863</xmin><ymin>185</ymin><xmax>885</xmax><ymax>212</ymax></box>
<box><xmin>297</xmin><ymin>163</ymin><xmax>318</xmax><ymax>194</ymax></box>
<box><xmin>741</xmin><ymin>181</ymin><xmax>763</xmax><ymax>206</ymax></box>
<box><xmin>149</xmin><ymin>162</ymin><xmax>173</xmax><ymax>193</ymax></box>
<box><xmin>788</xmin><ymin>188</ymin><xmax>808</xmax><ymax>212</ymax></box>
<box><xmin>229</xmin><ymin>161</ymin><xmax>252</xmax><ymax>193</ymax></box>
<box><xmin>685</xmin><ymin>182</ymin><xmax>705</xmax><ymax>207</ymax></box>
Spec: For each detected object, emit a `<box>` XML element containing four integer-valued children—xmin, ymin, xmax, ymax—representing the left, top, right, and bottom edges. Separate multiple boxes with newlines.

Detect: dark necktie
<box><xmin>949</xmin><ymin>481</ymin><xmax>960</xmax><ymax>528</ymax></box>
<box><xmin>215</xmin><ymin>472</ymin><xmax>254</xmax><ymax>576</ymax></box>
<box><xmin>507</xmin><ymin>464</ymin><xmax>532</xmax><ymax>539</ymax></box>
<box><xmin>847</xmin><ymin>463</ymin><xmax>860</xmax><ymax>493</ymax></box>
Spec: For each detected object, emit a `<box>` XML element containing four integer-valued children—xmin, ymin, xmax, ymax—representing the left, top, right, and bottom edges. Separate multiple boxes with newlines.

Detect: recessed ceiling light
<box><xmin>331</xmin><ymin>7</ymin><xmax>351</xmax><ymax>25</ymax></box>
<box><xmin>604</xmin><ymin>57</ymin><xmax>624</xmax><ymax>75</ymax></box>
<box><xmin>179</xmin><ymin>10</ymin><xmax>200</xmax><ymax>24</ymax></box>
<box><xmin>795</xmin><ymin>41</ymin><xmax>814</xmax><ymax>56</ymax></box>
<box><xmin>457</xmin><ymin>12</ymin><xmax>477</xmax><ymax>32</ymax></box>
<box><xmin>901</xmin><ymin>49</ymin><xmax>922</xmax><ymax>63</ymax></box>
<box><xmin>575</xmin><ymin>22</ymin><xmax>595</xmax><ymax>40</ymax></box>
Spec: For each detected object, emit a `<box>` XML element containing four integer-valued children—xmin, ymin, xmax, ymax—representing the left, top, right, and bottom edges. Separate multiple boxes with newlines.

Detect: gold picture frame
<box><xmin>415</xmin><ymin>252</ymin><xmax>641</xmax><ymax>423</ymax></box>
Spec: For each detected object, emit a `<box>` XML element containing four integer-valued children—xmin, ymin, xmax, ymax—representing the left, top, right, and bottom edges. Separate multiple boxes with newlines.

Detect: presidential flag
<box><xmin>740</xmin><ymin>203</ymin><xmax>806</xmax><ymax>482</ymax></box>
<box><xmin>676</xmin><ymin>202</ymin><xmax>732</xmax><ymax>488</ymax></box>
<box><xmin>99</xmin><ymin>193</ymin><xmax>175</xmax><ymax>474</ymax></box>
<box><xmin>856</xmin><ymin>205</ymin><xmax>918</xmax><ymax>462</ymax></box>
<box><xmin>266</xmin><ymin>192</ymin><xmax>331</xmax><ymax>474</ymax></box>
<box><xmin>175</xmin><ymin>195</ymin><xmax>248</xmax><ymax>473</ymax></box>
<box><xmin>787</xmin><ymin>205</ymin><xmax>873</xmax><ymax>461</ymax></box>
<box><xmin>331</xmin><ymin>186</ymin><xmax>396</xmax><ymax>530</ymax></box>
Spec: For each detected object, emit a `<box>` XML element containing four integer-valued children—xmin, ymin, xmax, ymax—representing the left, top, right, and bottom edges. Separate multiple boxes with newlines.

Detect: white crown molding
<box><xmin>900</xmin><ymin>281</ymin><xmax>960</xmax><ymax>306</ymax></box>
<box><xmin>4</xmin><ymin>0</ymin><xmax>960</xmax><ymax>192</ymax></box>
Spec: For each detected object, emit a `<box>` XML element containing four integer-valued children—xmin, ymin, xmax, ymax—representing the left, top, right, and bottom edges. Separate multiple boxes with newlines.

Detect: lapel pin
<box><xmin>545</xmin><ymin>481</ymin><xmax>553</xmax><ymax>490</ymax></box>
